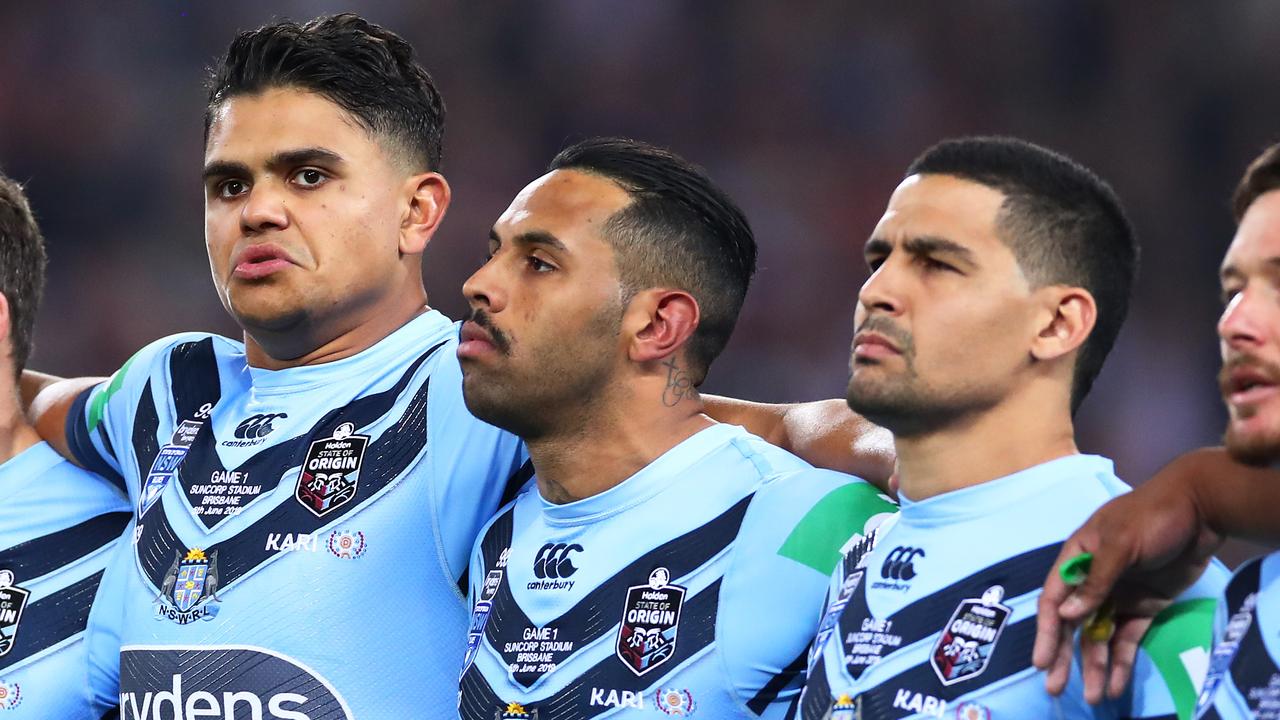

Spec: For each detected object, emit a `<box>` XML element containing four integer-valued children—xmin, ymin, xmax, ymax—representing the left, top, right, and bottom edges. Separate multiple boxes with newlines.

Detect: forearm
<box><xmin>24</xmin><ymin>371</ymin><xmax>104</xmax><ymax>462</ymax></box>
<box><xmin>1178</xmin><ymin>446</ymin><xmax>1280</xmax><ymax>548</ymax></box>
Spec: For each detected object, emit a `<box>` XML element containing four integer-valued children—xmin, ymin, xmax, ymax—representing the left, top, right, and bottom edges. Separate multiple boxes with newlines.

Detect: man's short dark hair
<box><xmin>1233</xmin><ymin>142</ymin><xmax>1280</xmax><ymax>223</ymax></box>
<box><xmin>205</xmin><ymin>13</ymin><xmax>445</xmax><ymax>171</ymax></box>
<box><xmin>906</xmin><ymin>136</ymin><xmax>1138</xmax><ymax>413</ymax></box>
<box><xmin>0</xmin><ymin>174</ymin><xmax>47</xmax><ymax>375</ymax></box>
<box><xmin>549</xmin><ymin>137</ymin><xmax>757</xmax><ymax>385</ymax></box>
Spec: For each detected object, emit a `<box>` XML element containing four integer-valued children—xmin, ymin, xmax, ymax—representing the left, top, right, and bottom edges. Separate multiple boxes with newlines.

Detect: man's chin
<box><xmin>1224</xmin><ymin>424</ymin><xmax>1280</xmax><ymax>467</ymax></box>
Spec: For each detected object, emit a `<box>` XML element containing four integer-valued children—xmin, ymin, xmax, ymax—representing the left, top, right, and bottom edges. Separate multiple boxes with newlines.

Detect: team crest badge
<box><xmin>327</xmin><ymin>530</ymin><xmax>367</xmax><ymax>559</ymax></box>
<box><xmin>831</xmin><ymin>693</ymin><xmax>861</xmax><ymax>720</ymax></box>
<box><xmin>955</xmin><ymin>702</ymin><xmax>991</xmax><ymax>720</ymax></box>
<box><xmin>154</xmin><ymin>548</ymin><xmax>222</xmax><ymax>624</ymax></box>
<box><xmin>654</xmin><ymin>688</ymin><xmax>696</xmax><ymax>716</ymax></box>
<box><xmin>0</xmin><ymin>680</ymin><xmax>20</xmax><ymax>710</ymax></box>
<box><xmin>0</xmin><ymin>571</ymin><xmax>29</xmax><ymax>658</ymax></box>
<box><xmin>616</xmin><ymin>567</ymin><xmax>685</xmax><ymax>676</ymax></box>
<box><xmin>296</xmin><ymin>423</ymin><xmax>369</xmax><ymax>517</ymax></box>
<box><xmin>496</xmin><ymin>701</ymin><xmax>537</xmax><ymax>719</ymax></box>
<box><xmin>931</xmin><ymin>585</ymin><xmax>1011</xmax><ymax>685</ymax></box>
<box><xmin>141</xmin><ymin>417</ymin><xmax>203</xmax><ymax>516</ymax></box>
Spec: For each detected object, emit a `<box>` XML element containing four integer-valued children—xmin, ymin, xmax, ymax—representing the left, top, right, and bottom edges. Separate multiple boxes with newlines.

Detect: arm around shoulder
<box><xmin>23</xmin><ymin>370</ymin><xmax>105</xmax><ymax>462</ymax></box>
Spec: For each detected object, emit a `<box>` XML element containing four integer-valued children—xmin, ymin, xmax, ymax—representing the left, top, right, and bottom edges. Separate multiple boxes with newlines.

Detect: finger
<box><xmin>1036</xmin><ymin>541</ymin><xmax>1095</xmax><ymax>668</ymax></box>
<box><xmin>1060</xmin><ymin>541</ymin><xmax>1131</xmax><ymax>623</ymax></box>
<box><xmin>1079</xmin><ymin>627</ymin><xmax>1111</xmax><ymax>705</ymax></box>
<box><xmin>1044</xmin><ymin>620</ymin><xmax>1076</xmax><ymax>697</ymax></box>
<box><xmin>1106</xmin><ymin>617</ymin><xmax>1152</xmax><ymax>700</ymax></box>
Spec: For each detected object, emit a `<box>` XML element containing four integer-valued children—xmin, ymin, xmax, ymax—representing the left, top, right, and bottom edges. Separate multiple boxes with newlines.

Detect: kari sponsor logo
<box><xmin>588</xmin><ymin>688</ymin><xmax>645</xmax><ymax>709</ymax></box>
<box><xmin>893</xmin><ymin>688</ymin><xmax>947</xmax><ymax>718</ymax></box>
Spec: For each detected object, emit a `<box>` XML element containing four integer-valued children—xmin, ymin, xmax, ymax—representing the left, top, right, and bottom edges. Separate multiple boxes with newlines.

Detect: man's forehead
<box><xmin>873</xmin><ymin>173</ymin><xmax>1005</xmax><ymax>243</ymax></box>
<box><xmin>496</xmin><ymin>169</ymin><xmax>632</xmax><ymax>237</ymax></box>
<box><xmin>204</xmin><ymin>87</ymin><xmax>368</xmax><ymax>160</ymax></box>
<box><xmin>1225</xmin><ymin>190</ymin><xmax>1280</xmax><ymax>273</ymax></box>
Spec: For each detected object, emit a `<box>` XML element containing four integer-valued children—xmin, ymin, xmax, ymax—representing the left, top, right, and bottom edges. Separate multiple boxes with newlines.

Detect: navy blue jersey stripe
<box><xmin>483</xmin><ymin>494</ymin><xmax>753</xmax><ymax>688</ymax></box>
<box><xmin>0</xmin><ymin>510</ymin><xmax>129</xmax><ymax>581</ymax></box>
<box><xmin>748</xmin><ymin>647</ymin><xmax>807</xmax><ymax>715</ymax></box>
<box><xmin>167</xmin><ymin>338</ymin><xmax>222</xmax><ymax>421</ymax></box>
<box><xmin>0</xmin><ymin>570</ymin><xmax>103</xmax><ymax>672</ymax></box>
<box><xmin>837</xmin><ymin>541</ymin><xmax>1062</xmax><ymax>681</ymax></box>
<box><xmin>501</xmin><ymin>459</ymin><xmax>534</xmax><ymax>508</ymax></box>
<box><xmin>460</xmin><ymin>579</ymin><xmax>722</xmax><ymax>720</ymax></box>
<box><xmin>799</xmin><ymin>652</ymin><xmax>834</xmax><ymax>719</ymax></box>
<box><xmin>66</xmin><ymin>386</ymin><xmax>127</xmax><ymax>493</ymax></box>
<box><xmin>1222</xmin><ymin>559</ymin><xmax>1274</xmax><ymax>716</ymax></box>
<box><xmin>134</xmin><ymin>345</ymin><xmax>440</xmax><ymax>592</ymax></box>
<box><xmin>130</xmin><ymin>380</ymin><xmax>161</xmax><ymax>499</ymax></box>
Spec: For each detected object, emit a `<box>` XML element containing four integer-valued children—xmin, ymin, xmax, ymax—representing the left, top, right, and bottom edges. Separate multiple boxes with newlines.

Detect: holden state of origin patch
<box><xmin>296</xmin><ymin>422</ymin><xmax>370</xmax><ymax>517</ymax></box>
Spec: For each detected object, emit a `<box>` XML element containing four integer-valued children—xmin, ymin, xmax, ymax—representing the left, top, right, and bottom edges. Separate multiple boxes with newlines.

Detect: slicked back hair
<box><xmin>549</xmin><ymin>138</ymin><xmax>757</xmax><ymax>385</ymax></box>
<box><xmin>0</xmin><ymin>173</ymin><xmax>46</xmax><ymax>375</ymax></box>
<box><xmin>205</xmin><ymin>13</ymin><xmax>445</xmax><ymax>171</ymax></box>
<box><xmin>1233</xmin><ymin>142</ymin><xmax>1280</xmax><ymax>223</ymax></box>
<box><xmin>906</xmin><ymin>136</ymin><xmax>1138</xmax><ymax>413</ymax></box>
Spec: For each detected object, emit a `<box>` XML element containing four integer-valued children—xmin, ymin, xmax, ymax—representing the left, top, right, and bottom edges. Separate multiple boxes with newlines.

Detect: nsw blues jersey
<box><xmin>799</xmin><ymin>454</ymin><xmax>1227</xmax><ymax>720</ymax></box>
<box><xmin>1194</xmin><ymin>551</ymin><xmax>1280</xmax><ymax>719</ymax></box>
<box><xmin>68</xmin><ymin>310</ymin><xmax>526</xmax><ymax>719</ymax></box>
<box><xmin>0</xmin><ymin>441</ymin><xmax>130</xmax><ymax>719</ymax></box>
<box><xmin>460</xmin><ymin>423</ymin><xmax>897</xmax><ymax>720</ymax></box>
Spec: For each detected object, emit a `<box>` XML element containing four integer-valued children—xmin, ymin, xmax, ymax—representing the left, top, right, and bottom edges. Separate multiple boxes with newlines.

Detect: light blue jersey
<box><xmin>68</xmin><ymin>310</ymin><xmax>526</xmax><ymax>719</ymax></box>
<box><xmin>1193</xmin><ymin>551</ymin><xmax>1280</xmax><ymax>719</ymax></box>
<box><xmin>460</xmin><ymin>423</ymin><xmax>897</xmax><ymax>720</ymax></box>
<box><xmin>800</xmin><ymin>454</ymin><xmax>1227</xmax><ymax>720</ymax></box>
<box><xmin>0</xmin><ymin>441</ymin><xmax>130</xmax><ymax>719</ymax></box>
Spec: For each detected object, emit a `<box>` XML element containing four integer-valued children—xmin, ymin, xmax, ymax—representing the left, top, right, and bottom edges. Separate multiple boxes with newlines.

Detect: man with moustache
<box><xmin>454</xmin><ymin>137</ymin><xmax>895</xmax><ymax>719</ymax></box>
<box><xmin>797</xmin><ymin>136</ymin><xmax>1225</xmax><ymax>720</ymax></box>
<box><xmin>1035</xmin><ymin>142</ymin><xmax>1280</xmax><ymax>719</ymax></box>
<box><xmin>20</xmin><ymin>14</ymin><xmax>893</xmax><ymax>718</ymax></box>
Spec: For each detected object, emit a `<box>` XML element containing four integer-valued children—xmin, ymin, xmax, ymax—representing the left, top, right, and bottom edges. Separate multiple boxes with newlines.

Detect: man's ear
<box><xmin>1030</xmin><ymin>285</ymin><xmax>1096</xmax><ymax>362</ymax></box>
<box><xmin>400</xmin><ymin>172</ymin><xmax>451</xmax><ymax>255</ymax></box>
<box><xmin>626</xmin><ymin>288</ymin><xmax>701</xmax><ymax>365</ymax></box>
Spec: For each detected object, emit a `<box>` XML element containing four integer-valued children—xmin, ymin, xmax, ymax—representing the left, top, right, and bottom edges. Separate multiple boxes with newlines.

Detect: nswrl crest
<box><xmin>931</xmin><ymin>585</ymin><xmax>1011</xmax><ymax>685</ymax></box>
<box><xmin>155</xmin><ymin>548</ymin><xmax>222</xmax><ymax>624</ymax></box>
<box><xmin>616</xmin><ymin>567</ymin><xmax>685</xmax><ymax>676</ymax></box>
<box><xmin>0</xmin><ymin>570</ymin><xmax>29</xmax><ymax>658</ymax></box>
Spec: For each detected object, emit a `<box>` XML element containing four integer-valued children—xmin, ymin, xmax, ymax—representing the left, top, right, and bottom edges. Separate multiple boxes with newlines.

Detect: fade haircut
<box><xmin>0</xmin><ymin>173</ymin><xmax>47</xmax><ymax>375</ymax></box>
<box><xmin>205</xmin><ymin>13</ymin><xmax>446</xmax><ymax>171</ymax></box>
<box><xmin>549</xmin><ymin>138</ymin><xmax>757</xmax><ymax>385</ymax></box>
<box><xmin>907</xmin><ymin>136</ymin><xmax>1138</xmax><ymax>413</ymax></box>
<box><xmin>1233</xmin><ymin>142</ymin><xmax>1280</xmax><ymax>223</ymax></box>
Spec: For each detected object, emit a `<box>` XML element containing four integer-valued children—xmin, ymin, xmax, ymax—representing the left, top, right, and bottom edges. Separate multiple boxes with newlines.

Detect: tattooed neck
<box><xmin>661</xmin><ymin>357</ymin><xmax>696</xmax><ymax>407</ymax></box>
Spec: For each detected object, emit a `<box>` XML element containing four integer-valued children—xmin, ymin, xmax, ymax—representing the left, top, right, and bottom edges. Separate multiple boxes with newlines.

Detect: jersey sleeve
<box><xmin>65</xmin><ymin>334</ymin><xmax>201</xmax><ymax>499</ymax></box>
<box><xmin>426</xmin><ymin>352</ymin><xmax>527</xmax><ymax>587</ymax></box>
<box><xmin>718</xmin><ymin>470</ymin><xmax>897</xmax><ymax>715</ymax></box>
<box><xmin>1108</xmin><ymin>560</ymin><xmax>1229</xmax><ymax>720</ymax></box>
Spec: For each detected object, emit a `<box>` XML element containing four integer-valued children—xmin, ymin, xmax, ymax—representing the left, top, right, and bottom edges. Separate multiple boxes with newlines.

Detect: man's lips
<box><xmin>232</xmin><ymin>244</ymin><xmax>295</xmax><ymax>280</ymax></box>
<box><xmin>458</xmin><ymin>320</ymin><xmax>498</xmax><ymax>360</ymax></box>
<box><xmin>1223</xmin><ymin>365</ymin><xmax>1280</xmax><ymax>408</ymax></box>
<box><xmin>852</xmin><ymin>331</ymin><xmax>901</xmax><ymax>360</ymax></box>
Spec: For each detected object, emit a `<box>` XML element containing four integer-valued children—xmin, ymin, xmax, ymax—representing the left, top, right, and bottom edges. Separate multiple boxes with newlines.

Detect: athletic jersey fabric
<box><xmin>460</xmin><ymin>423</ymin><xmax>897</xmax><ymax>720</ymax></box>
<box><xmin>69</xmin><ymin>310</ymin><xmax>526</xmax><ymax>719</ymax></box>
<box><xmin>799</xmin><ymin>454</ymin><xmax>1227</xmax><ymax>720</ymax></box>
<box><xmin>0</xmin><ymin>441</ymin><xmax>130</xmax><ymax>719</ymax></box>
<box><xmin>1193</xmin><ymin>551</ymin><xmax>1280</xmax><ymax>719</ymax></box>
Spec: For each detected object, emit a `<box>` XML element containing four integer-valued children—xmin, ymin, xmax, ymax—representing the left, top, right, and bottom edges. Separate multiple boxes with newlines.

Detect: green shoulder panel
<box><xmin>1140</xmin><ymin>598</ymin><xmax>1218</xmax><ymax>720</ymax></box>
<box><xmin>777</xmin><ymin>481</ymin><xmax>896</xmax><ymax>575</ymax></box>
<box><xmin>86</xmin><ymin>350</ymin><xmax>142</xmax><ymax>432</ymax></box>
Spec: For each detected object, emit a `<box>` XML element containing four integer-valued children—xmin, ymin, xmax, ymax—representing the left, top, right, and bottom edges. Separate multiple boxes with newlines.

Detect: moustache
<box><xmin>467</xmin><ymin>309</ymin><xmax>511</xmax><ymax>354</ymax></box>
<box><xmin>854</xmin><ymin>315</ymin><xmax>913</xmax><ymax>352</ymax></box>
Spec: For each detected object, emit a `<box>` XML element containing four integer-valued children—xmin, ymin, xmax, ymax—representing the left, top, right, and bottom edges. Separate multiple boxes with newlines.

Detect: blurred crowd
<box><xmin>2</xmin><ymin>1</ymin><xmax>1277</xmax><ymax>512</ymax></box>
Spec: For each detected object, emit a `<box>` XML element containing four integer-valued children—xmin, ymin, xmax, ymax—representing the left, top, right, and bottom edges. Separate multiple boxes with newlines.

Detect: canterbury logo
<box><xmin>881</xmin><ymin>546</ymin><xmax>925</xmax><ymax>581</ymax></box>
<box><xmin>234</xmin><ymin>413</ymin><xmax>288</xmax><ymax>440</ymax></box>
<box><xmin>533</xmin><ymin>543</ymin><xmax>582</xmax><ymax>580</ymax></box>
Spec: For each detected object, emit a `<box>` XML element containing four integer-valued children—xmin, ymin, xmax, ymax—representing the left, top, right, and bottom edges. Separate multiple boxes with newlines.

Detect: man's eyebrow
<box><xmin>510</xmin><ymin>230</ymin><xmax>569</xmax><ymax>253</ymax></box>
<box><xmin>902</xmin><ymin>235</ymin><xmax>977</xmax><ymax>265</ymax></box>
<box><xmin>201</xmin><ymin>148</ymin><xmax>346</xmax><ymax>182</ymax></box>
<box><xmin>1221</xmin><ymin>256</ymin><xmax>1280</xmax><ymax>281</ymax></box>
<box><xmin>864</xmin><ymin>237</ymin><xmax>892</xmax><ymax>257</ymax></box>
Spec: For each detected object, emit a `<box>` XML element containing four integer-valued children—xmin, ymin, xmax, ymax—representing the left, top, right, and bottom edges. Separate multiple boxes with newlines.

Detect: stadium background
<box><xmin>1</xmin><ymin>3</ymin><xmax>1275</xmax><ymax>558</ymax></box>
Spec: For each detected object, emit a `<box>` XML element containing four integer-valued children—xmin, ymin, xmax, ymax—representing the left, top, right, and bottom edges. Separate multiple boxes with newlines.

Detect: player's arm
<box><xmin>1034</xmin><ymin>447</ymin><xmax>1277</xmax><ymax>700</ymax></box>
<box><xmin>702</xmin><ymin>396</ymin><xmax>895</xmax><ymax>493</ymax></box>
<box><xmin>21</xmin><ymin>370</ymin><xmax>106</xmax><ymax>462</ymax></box>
